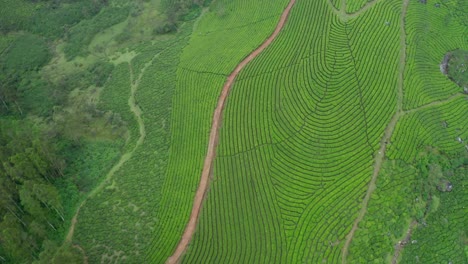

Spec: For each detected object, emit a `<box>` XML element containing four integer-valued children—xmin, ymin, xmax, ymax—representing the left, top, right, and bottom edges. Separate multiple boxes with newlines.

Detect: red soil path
<box><xmin>166</xmin><ymin>0</ymin><xmax>297</xmax><ymax>263</ymax></box>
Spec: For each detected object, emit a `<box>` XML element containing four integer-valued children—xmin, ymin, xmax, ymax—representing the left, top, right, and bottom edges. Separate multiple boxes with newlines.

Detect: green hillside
<box><xmin>0</xmin><ymin>0</ymin><xmax>466</xmax><ymax>263</ymax></box>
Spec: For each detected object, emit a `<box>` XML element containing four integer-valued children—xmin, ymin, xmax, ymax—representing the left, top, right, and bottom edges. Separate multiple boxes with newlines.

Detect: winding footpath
<box><xmin>341</xmin><ymin>0</ymin><xmax>410</xmax><ymax>262</ymax></box>
<box><xmin>165</xmin><ymin>0</ymin><xmax>297</xmax><ymax>263</ymax></box>
<box><xmin>391</xmin><ymin>220</ymin><xmax>417</xmax><ymax>264</ymax></box>
<box><xmin>63</xmin><ymin>52</ymin><xmax>158</xmax><ymax>254</ymax></box>
<box><xmin>328</xmin><ymin>0</ymin><xmax>384</xmax><ymax>21</ymax></box>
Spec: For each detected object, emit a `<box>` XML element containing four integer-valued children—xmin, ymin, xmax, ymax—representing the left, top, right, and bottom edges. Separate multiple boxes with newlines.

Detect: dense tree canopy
<box><xmin>0</xmin><ymin>120</ymin><xmax>65</xmax><ymax>262</ymax></box>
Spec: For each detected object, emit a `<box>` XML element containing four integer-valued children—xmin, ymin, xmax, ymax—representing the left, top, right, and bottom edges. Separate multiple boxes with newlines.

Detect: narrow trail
<box><xmin>329</xmin><ymin>0</ymin><xmax>384</xmax><ymax>21</ymax></box>
<box><xmin>341</xmin><ymin>0</ymin><xmax>409</xmax><ymax>262</ymax></box>
<box><xmin>72</xmin><ymin>244</ymin><xmax>89</xmax><ymax>264</ymax></box>
<box><xmin>64</xmin><ymin>54</ymin><xmax>157</xmax><ymax>247</ymax></box>
<box><xmin>391</xmin><ymin>220</ymin><xmax>417</xmax><ymax>264</ymax></box>
<box><xmin>404</xmin><ymin>93</ymin><xmax>465</xmax><ymax>115</ymax></box>
<box><xmin>165</xmin><ymin>0</ymin><xmax>297</xmax><ymax>263</ymax></box>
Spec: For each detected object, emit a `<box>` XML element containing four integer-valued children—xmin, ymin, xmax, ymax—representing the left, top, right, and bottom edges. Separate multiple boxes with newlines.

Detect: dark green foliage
<box><xmin>0</xmin><ymin>119</ymin><xmax>65</xmax><ymax>263</ymax></box>
<box><xmin>0</xmin><ymin>0</ymin><xmax>35</xmax><ymax>33</ymax></box>
<box><xmin>0</xmin><ymin>34</ymin><xmax>50</xmax><ymax>73</ymax></box>
<box><xmin>155</xmin><ymin>0</ymin><xmax>203</xmax><ymax>35</ymax></box>
<box><xmin>349</xmin><ymin>150</ymin><xmax>468</xmax><ymax>263</ymax></box>
<box><xmin>0</xmin><ymin>34</ymin><xmax>53</xmax><ymax>115</ymax></box>
<box><xmin>64</xmin><ymin>6</ymin><xmax>130</xmax><ymax>60</ymax></box>
<box><xmin>35</xmin><ymin>240</ymin><xmax>84</xmax><ymax>264</ymax></box>
<box><xmin>0</xmin><ymin>34</ymin><xmax>51</xmax><ymax>115</ymax></box>
<box><xmin>154</xmin><ymin>22</ymin><xmax>178</xmax><ymax>34</ymax></box>
<box><xmin>18</xmin><ymin>72</ymin><xmax>59</xmax><ymax>117</ymax></box>
<box><xmin>0</xmin><ymin>114</ymin><xmax>122</xmax><ymax>264</ymax></box>
<box><xmin>28</xmin><ymin>1</ymin><xmax>105</xmax><ymax>39</ymax></box>
<box><xmin>0</xmin><ymin>0</ymin><xmax>142</xmax><ymax>262</ymax></box>
<box><xmin>0</xmin><ymin>0</ymin><xmax>107</xmax><ymax>37</ymax></box>
<box><xmin>179</xmin><ymin>4</ymin><xmax>202</xmax><ymax>21</ymax></box>
<box><xmin>442</xmin><ymin>0</ymin><xmax>468</xmax><ymax>26</ymax></box>
<box><xmin>401</xmin><ymin>151</ymin><xmax>467</xmax><ymax>263</ymax></box>
<box><xmin>447</xmin><ymin>49</ymin><xmax>468</xmax><ymax>88</ymax></box>
<box><xmin>88</xmin><ymin>61</ymin><xmax>115</xmax><ymax>87</ymax></box>
<box><xmin>61</xmin><ymin>140</ymin><xmax>122</xmax><ymax>194</ymax></box>
<box><xmin>52</xmin><ymin>61</ymin><xmax>115</xmax><ymax>96</ymax></box>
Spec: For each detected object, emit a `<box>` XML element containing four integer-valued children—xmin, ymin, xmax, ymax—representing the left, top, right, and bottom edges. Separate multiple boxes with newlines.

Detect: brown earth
<box><xmin>165</xmin><ymin>0</ymin><xmax>297</xmax><ymax>263</ymax></box>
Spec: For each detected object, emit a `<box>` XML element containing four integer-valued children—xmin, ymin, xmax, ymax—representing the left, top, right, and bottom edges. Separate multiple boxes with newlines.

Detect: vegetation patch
<box><xmin>349</xmin><ymin>150</ymin><xmax>467</xmax><ymax>263</ymax></box>
<box><xmin>0</xmin><ymin>119</ymin><xmax>65</xmax><ymax>263</ymax></box>
<box><xmin>400</xmin><ymin>150</ymin><xmax>467</xmax><ymax>263</ymax></box>
<box><xmin>0</xmin><ymin>34</ymin><xmax>50</xmax><ymax>73</ymax></box>
<box><xmin>441</xmin><ymin>49</ymin><xmax>468</xmax><ymax>90</ymax></box>
<box><xmin>0</xmin><ymin>0</ymin><xmax>467</xmax><ymax>263</ymax></box>
<box><xmin>64</xmin><ymin>6</ymin><xmax>130</xmax><ymax>60</ymax></box>
<box><xmin>0</xmin><ymin>0</ymin><xmax>107</xmax><ymax>37</ymax></box>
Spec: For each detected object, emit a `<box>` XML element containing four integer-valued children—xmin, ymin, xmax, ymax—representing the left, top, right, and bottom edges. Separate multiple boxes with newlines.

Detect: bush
<box><xmin>0</xmin><ymin>33</ymin><xmax>50</xmax><ymax>73</ymax></box>
<box><xmin>64</xmin><ymin>6</ymin><xmax>129</xmax><ymax>60</ymax></box>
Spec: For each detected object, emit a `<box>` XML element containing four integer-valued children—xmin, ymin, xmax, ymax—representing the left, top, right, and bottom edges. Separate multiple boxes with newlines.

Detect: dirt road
<box><xmin>165</xmin><ymin>0</ymin><xmax>297</xmax><ymax>263</ymax></box>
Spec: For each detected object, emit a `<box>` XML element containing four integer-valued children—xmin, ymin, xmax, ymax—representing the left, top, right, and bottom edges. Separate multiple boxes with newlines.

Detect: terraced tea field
<box><xmin>165</xmin><ymin>0</ymin><xmax>466</xmax><ymax>263</ymax></box>
<box><xmin>183</xmin><ymin>0</ymin><xmax>405</xmax><ymax>262</ymax></box>
<box><xmin>59</xmin><ymin>0</ymin><xmax>467</xmax><ymax>263</ymax></box>
<box><xmin>67</xmin><ymin>0</ymin><xmax>293</xmax><ymax>262</ymax></box>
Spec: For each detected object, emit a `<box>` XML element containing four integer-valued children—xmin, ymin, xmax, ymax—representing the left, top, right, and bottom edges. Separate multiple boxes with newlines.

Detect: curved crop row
<box><xmin>403</xmin><ymin>0</ymin><xmax>467</xmax><ymax>109</ymax></box>
<box><xmin>347</xmin><ymin>159</ymin><xmax>418</xmax><ymax>262</ymax></box>
<box><xmin>183</xmin><ymin>0</ymin><xmax>403</xmax><ymax>263</ymax></box>
<box><xmin>351</xmin><ymin>93</ymin><xmax>468</xmax><ymax>262</ymax></box>
<box><xmin>72</xmin><ymin>26</ymin><xmax>194</xmax><ymax>262</ymax></box>
<box><xmin>146</xmin><ymin>0</ymin><xmax>291</xmax><ymax>262</ymax></box>
<box><xmin>388</xmin><ymin>96</ymin><xmax>468</xmax><ymax>162</ymax></box>
<box><xmin>346</xmin><ymin>0</ymin><xmax>373</xmax><ymax>14</ymax></box>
